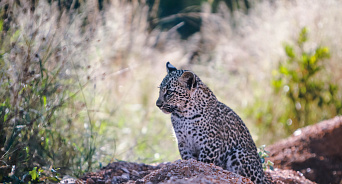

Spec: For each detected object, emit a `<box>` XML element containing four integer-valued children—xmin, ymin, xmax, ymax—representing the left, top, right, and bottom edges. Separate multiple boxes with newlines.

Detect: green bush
<box><xmin>272</xmin><ymin>27</ymin><xmax>341</xmax><ymax>133</ymax></box>
<box><xmin>258</xmin><ymin>145</ymin><xmax>273</xmax><ymax>171</ymax></box>
<box><xmin>0</xmin><ymin>1</ymin><xmax>98</xmax><ymax>182</ymax></box>
<box><xmin>246</xmin><ymin>27</ymin><xmax>342</xmax><ymax>143</ymax></box>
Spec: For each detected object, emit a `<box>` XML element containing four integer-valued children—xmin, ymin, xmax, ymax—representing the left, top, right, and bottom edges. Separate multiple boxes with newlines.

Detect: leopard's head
<box><xmin>156</xmin><ymin>62</ymin><xmax>198</xmax><ymax>114</ymax></box>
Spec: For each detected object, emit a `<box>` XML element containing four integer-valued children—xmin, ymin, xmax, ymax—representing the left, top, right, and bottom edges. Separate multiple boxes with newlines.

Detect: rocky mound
<box><xmin>79</xmin><ymin>159</ymin><xmax>316</xmax><ymax>184</ymax></box>
<box><xmin>266</xmin><ymin>169</ymin><xmax>315</xmax><ymax>184</ymax></box>
<box><xmin>79</xmin><ymin>159</ymin><xmax>252</xmax><ymax>184</ymax></box>
<box><xmin>80</xmin><ymin>161</ymin><xmax>166</xmax><ymax>184</ymax></box>
<box><xmin>267</xmin><ymin>116</ymin><xmax>342</xmax><ymax>184</ymax></box>
<box><xmin>132</xmin><ymin>159</ymin><xmax>252</xmax><ymax>184</ymax></box>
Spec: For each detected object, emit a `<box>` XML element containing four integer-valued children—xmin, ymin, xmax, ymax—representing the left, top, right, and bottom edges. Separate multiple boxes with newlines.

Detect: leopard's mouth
<box><xmin>159</xmin><ymin>106</ymin><xmax>174</xmax><ymax>114</ymax></box>
<box><xmin>161</xmin><ymin>108</ymin><xmax>171</xmax><ymax>114</ymax></box>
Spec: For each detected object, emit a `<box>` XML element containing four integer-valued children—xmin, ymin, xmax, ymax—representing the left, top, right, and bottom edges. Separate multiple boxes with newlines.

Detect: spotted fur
<box><xmin>156</xmin><ymin>62</ymin><xmax>271</xmax><ymax>184</ymax></box>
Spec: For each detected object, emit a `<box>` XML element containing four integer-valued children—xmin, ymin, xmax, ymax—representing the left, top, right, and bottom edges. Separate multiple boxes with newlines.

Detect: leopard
<box><xmin>156</xmin><ymin>62</ymin><xmax>271</xmax><ymax>184</ymax></box>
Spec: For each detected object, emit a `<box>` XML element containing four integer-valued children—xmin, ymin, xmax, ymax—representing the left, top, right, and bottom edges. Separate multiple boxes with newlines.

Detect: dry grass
<box><xmin>71</xmin><ymin>0</ymin><xmax>342</xmax><ymax>164</ymax></box>
<box><xmin>1</xmin><ymin>0</ymin><xmax>341</xmax><ymax>179</ymax></box>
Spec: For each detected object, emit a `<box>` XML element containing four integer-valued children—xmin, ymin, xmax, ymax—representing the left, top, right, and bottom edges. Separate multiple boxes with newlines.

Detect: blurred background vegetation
<box><xmin>0</xmin><ymin>0</ymin><xmax>341</xmax><ymax>182</ymax></box>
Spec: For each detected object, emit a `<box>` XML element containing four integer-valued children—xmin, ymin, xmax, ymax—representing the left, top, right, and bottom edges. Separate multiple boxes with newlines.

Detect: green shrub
<box><xmin>0</xmin><ymin>1</ymin><xmax>99</xmax><ymax>182</ymax></box>
<box><xmin>27</xmin><ymin>167</ymin><xmax>61</xmax><ymax>183</ymax></box>
<box><xmin>246</xmin><ymin>27</ymin><xmax>342</xmax><ymax>143</ymax></box>
<box><xmin>272</xmin><ymin>27</ymin><xmax>341</xmax><ymax>133</ymax></box>
<box><xmin>258</xmin><ymin>145</ymin><xmax>273</xmax><ymax>171</ymax></box>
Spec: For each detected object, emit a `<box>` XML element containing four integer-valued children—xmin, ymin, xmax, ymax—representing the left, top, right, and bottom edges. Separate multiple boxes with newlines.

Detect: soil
<box><xmin>78</xmin><ymin>160</ymin><xmax>313</xmax><ymax>184</ymax></box>
<box><xmin>267</xmin><ymin>116</ymin><xmax>342</xmax><ymax>184</ymax></box>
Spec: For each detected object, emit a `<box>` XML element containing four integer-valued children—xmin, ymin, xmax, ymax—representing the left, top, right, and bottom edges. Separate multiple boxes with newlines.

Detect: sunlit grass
<box><xmin>66</xmin><ymin>0</ymin><xmax>342</xmax><ymax>165</ymax></box>
<box><xmin>1</xmin><ymin>0</ymin><xmax>341</xmax><ymax>181</ymax></box>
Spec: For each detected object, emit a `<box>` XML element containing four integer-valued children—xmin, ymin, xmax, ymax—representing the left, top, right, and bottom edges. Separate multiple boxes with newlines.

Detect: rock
<box><xmin>59</xmin><ymin>175</ymin><xmax>83</xmax><ymax>184</ymax></box>
<box><xmin>134</xmin><ymin>159</ymin><xmax>253</xmax><ymax>184</ymax></box>
<box><xmin>266</xmin><ymin>168</ymin><xmax>315</xmax><ymax>184</ymax></box>
<box><xmin>122</xmin><ymin>173</ymin><xmax>130</xmax><ymax>180</ymax></box>
<box><xmin>86</xmin><ymin>178</ymin><xmax>95</xmax><ymax>184</ymax></box>
<box><xmin>121</xmin><ymin>168</ymin><xmax>130</xmax><ymax>174</ymax></box>
<box><xmin>80</xmin><ymin>161</ymin><xmax>164</xmax><ymax>183</ymax></box>
<box><xmin>267</xmin><ymin>116</ymin><xmax>342</xmax><ymax>184</ymax></box>
<box><xmin>79</xmin><ymin>157</ymin><xmax>316</xmax><ymax>184</ymax></box>
<box><xmin>131</xmin><ymin>170</ymin><xmax>140</xmax><ymax>178</ymax></box>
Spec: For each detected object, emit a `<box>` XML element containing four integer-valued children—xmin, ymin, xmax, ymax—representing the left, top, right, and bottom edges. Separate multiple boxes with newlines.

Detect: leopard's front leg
<box><xmin>197</xmin><ymin>137</ymin><xmax>224</xmax><ymax>168</ymax></box>
<box><xmin>175</xmin><ymin>130</ymin><xmax>199</xmax><ymax>160</ymax></box>
<box><xmin>177</xmin><ymin>141</ymin><xmax>197</xmax><ymax>160</ymax></box>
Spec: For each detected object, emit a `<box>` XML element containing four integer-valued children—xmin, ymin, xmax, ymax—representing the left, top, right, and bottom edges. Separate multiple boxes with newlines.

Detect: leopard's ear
<box><xmin>166</xmin><ymin>62</ymin><xmax>177</xmax><ymax>74</ymax></box>
<box><xmin>179</xmin><ymin>71</ymin><xmax>197</xmax><ymax>90</ymax></box>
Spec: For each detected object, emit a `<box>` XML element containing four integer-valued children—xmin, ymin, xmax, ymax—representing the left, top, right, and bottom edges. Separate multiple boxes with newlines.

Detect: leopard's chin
<box><xmin>162</xmin><ymin>109</ymin><xmax>171</xmax><ymax>114</ymax></box>
<box><xmin>159</xmin><ymin>107</ymin><xmax>172</xmax><ymax>114</ymax></box>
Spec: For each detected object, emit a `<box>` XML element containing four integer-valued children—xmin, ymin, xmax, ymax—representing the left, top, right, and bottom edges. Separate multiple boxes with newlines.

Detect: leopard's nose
<box><xmin>156</xmin><ymin>99</ymin><xmax>163</xmax><ymax>107</ymax></box>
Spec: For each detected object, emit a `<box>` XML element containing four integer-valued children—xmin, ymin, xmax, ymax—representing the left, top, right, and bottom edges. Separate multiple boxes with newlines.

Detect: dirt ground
<box><xmin>267</xmin><ymin>116</ymin><xmax>342</xmax><ymax>184</ymax></box>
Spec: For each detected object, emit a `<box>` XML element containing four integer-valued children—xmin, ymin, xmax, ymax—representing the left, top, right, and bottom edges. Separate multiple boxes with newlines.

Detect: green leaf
<box><xmin>298</xmin><ymin>27</ymin><xmax>308</xmax><ymax>46</ymax></box>
<box><xmin>285</xmin><ymin>45</ymin><xmax>295</xmax><ymax>58</ymax></box>
<box><xmin>267</xmin><ymin>160</ymin><xmax>274</xmax><ymax>166</ymax></box>
<box><xmin>301</xmin><ymin>54</ymin><xmax>309</xmax><ymax>65</ymax></box>
<box><xmin>309</xmin><ymin>55</ymin><xmax>317</xmax><ymax>65</ymax></box>
<box><xmin>26</xmin><ymin>147</ymin><xmax>29</xmax><ymax>154</ymax></box>
<box><xmin>290</xmin><ymin>71</ymin><xmax>299</xmax><ymax>82</ymax></box>
<box><xmin>279</xmin><ymin>65</ymin><xmax>289</xmax><ymax>75</ymax></box>
<box><xmin>315</xmin><ymin>47</ymin><xmax>330</xmax><ymax>59</ymax></box>
<box><xmin>38</xmin><ymin>168</ymin><xmax>44</xmax><ymax>173</ymax></box>
<box><xmin>73</xmin><ymin>143</ymin><xmax>81</xmax><ymax>152</ymax></box>
<box><xmin>260</xmin><ymin>157</ymin><xmax>265</xmax><ymax>163</ymax></box>
<box><xmin>0</xmin><ymin>19</ymin><xmax>3</xmax><ymax>32</ymax></box>
<box><xmin>271</xmin><ymin>79</ymin><xmax>282</xmax><ymax>91</ymax></box>
<box><xmin>29</xmin><ymin>167</ymin><xmax>38</xmax><ymax>180</ymax></box>
<box><xmin>4</xmin><ymin>112</ymin><xmax>8</xmax><ymax>122</ymax></box>
<box><xmin>43</xmin><ymin>96</ymin><xmax>47</xmax><ymax>107</ymax></box>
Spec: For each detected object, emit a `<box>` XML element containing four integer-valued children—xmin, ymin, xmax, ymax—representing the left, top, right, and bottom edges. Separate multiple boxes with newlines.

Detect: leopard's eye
<box><xmin>166</xmin><ymin>90</ymin><xmax>173</xmax><ymax>95</ymax></box>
